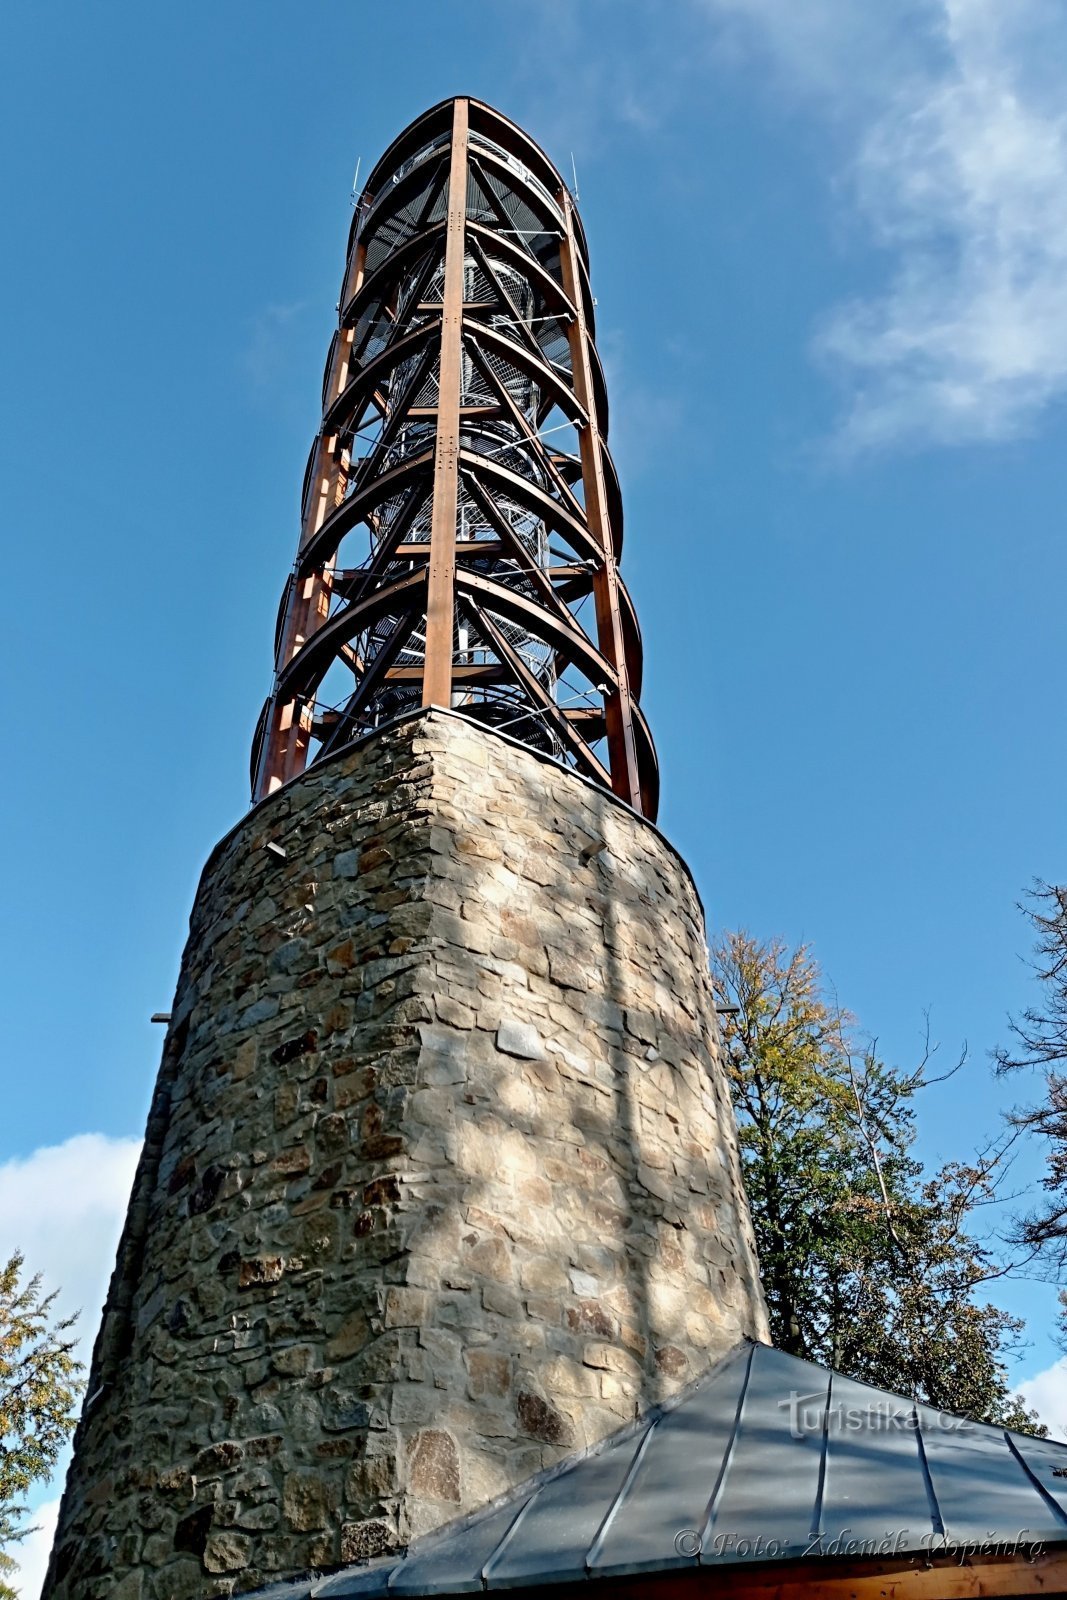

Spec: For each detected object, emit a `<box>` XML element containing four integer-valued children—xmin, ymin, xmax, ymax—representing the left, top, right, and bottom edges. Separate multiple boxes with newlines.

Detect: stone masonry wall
<box><xmin>43</xmin><ymin>710</ymin><xmax>768</xmax><ymax>1600</ymax></box>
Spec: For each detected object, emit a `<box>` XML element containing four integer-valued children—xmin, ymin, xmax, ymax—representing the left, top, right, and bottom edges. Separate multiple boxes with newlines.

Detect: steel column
<box><xmin>423</xmin><ymin>97</ymin><xmax>468</xmax><ymax>708</ymax></box>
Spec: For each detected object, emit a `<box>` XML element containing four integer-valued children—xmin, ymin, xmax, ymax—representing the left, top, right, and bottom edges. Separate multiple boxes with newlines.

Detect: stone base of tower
<box><xmin>43</xmin><ymin>711</ymin><xmax>768</xmax><ymax>1600</ymax></box>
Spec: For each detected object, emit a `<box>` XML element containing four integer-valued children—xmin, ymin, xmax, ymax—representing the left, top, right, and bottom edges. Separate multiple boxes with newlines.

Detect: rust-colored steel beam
<box><xmin>251</xmin><ymin>96</ymin><xmax>659</xmax><ymax>819</ymax></box>
<box><xmin>423</xmin><ymin>97</ymin><xmax>468</xmax><ymax>709</ymax></box>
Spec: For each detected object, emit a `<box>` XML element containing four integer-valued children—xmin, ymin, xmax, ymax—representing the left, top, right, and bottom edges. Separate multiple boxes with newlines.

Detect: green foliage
<box><xmin>0</xmin><ymin>1254</ymin><xmax>84</xmax><ymax>1596</ymax></box>
<box><xmin>995</xmin><ymin>884</ymin><xmax>1067</xmax><ymax>1313</ymax></box>
<box><xmin>0</xmin><ymin>1547</ymin><xmax>17</xmax><ymax>1600</ymax></box>
<box><xmin>712</xmin><ymin>930</ymin><xmax>1044</xmax><ymax>1434</ymax></box>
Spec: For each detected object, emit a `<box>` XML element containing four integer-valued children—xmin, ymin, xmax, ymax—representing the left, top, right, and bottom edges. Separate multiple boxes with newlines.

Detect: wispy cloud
<box><xmin>700</xmin><ymin>0</ymin><xmax>1067</xmax><ymax>452</ymax></box>
<box><xmin>507</xmin><ymin>0</ymin><xmax>700</xmax><ymax>159</ymax></box>
<box><xmin>702</xmin><ymin>0</ymin><xmax>935</xmax><ymax>112</ymax></box>
<box><xmin>241</xmin><ymin>299</ymin><xmax>307</xmax><ymax>393</ymax></box>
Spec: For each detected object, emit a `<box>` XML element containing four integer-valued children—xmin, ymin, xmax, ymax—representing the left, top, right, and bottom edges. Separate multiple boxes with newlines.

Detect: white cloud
<box><xmin>1018</xmin><ymin>1355</ymin><xmax>1067</xmax><ymax>1443</ymax></box>
<box><xmin>701</xmin><ymin>0</ymin><xmax>1067</xmax><ymax>452</ymax></box>
<box><xmin>0</xmin><ymin>1134</ymin><xmax>141</xmax><ymax>1597</ymax></box>
<box><xmin>7</xmin><ymin>1499</ymin><xmax>60</xmax><ymax>1600</ymax></box>
<box><xmin>0</xmin><ymin>1134</ymin><xmax>141</xmax><ymax>1333</ymax></box>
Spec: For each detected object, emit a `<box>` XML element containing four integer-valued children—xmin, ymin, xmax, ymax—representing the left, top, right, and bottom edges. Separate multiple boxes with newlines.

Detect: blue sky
<box><xmin>3</xmin><ymin>0</ymin><xmax>1067</xmax><ymax>1584</ymax></box>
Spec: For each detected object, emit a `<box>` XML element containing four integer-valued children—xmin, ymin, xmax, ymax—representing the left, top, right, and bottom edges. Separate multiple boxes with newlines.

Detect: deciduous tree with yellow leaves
<box><xmin>0</xmin><ymin>1254</ymin><xmax>82</xmax><ymax>1599</ymax></box>
<box><xmin>712</xmin><ymin>930</ymin><xmax>1042</xmax><ymax>1432</ymax></box>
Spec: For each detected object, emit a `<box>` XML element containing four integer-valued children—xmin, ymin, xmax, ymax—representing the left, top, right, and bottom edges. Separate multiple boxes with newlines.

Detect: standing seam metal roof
<box><xmin>252</xmin><ymin>1341</ymin><xmax>1067</xmax><ymax>1598</ymax></box>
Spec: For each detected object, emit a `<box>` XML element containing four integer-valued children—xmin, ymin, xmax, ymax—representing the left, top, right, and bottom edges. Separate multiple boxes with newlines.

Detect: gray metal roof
<box><xmin>254</xmin><ymin>1341</ymin><xmax>1067</xmax><ymax>1597</ymax></box>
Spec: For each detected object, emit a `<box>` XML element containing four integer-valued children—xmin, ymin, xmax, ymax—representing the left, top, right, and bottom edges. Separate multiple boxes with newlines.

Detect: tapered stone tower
<box><xmin>43</xmin><ymin>100</ymin><xmax>768</xmax><ymax>1600</ymax></box>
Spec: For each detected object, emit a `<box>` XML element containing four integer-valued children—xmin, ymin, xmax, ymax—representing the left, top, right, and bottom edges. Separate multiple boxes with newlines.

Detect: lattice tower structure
<box><xmin>251</xmin><ymin>97</ymin><xmax>659</xmax><ymax>819</ymax></box>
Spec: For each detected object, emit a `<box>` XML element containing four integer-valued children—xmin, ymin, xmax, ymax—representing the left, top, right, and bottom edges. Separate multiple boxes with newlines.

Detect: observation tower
<box><xmin>43</xmin><ymin>97</ymin><xmax>766</xmax><ymax>1599</ymax></box>
<box><xmin>46</xmin><ymin>97</ymin><xmax>1063</xmax><ymax>1600</ymax></box>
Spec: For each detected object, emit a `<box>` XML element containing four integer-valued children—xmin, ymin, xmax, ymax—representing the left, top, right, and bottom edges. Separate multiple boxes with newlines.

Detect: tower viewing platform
<box><xmin>251</xmin><ymin>96</ymin><xmax>657</xmax><ymax>820</ymax></box>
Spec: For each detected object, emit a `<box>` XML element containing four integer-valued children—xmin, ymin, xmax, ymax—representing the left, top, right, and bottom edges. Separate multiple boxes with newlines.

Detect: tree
<box><xmin>0</xmin><ymin>1254</ymin><xmax>83</xmax><ymax>1599</ymax></box>
<box><xmin>712</xmin><ymin>930</ymin><xmax>1043</xmax><ymax>1433</ymax></box>
<box><xmin>994</xmin><ymin>884</ymin><xmax>1067</xmax><ymax>1274</ymax></box>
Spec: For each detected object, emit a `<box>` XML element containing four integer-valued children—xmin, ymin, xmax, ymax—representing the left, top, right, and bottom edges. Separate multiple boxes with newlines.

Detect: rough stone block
<box><xmin>406</xmin><ymin>1429</ymin><xmax>461</xmax><ymax>1502</ymax></box>
<box><xmin>495</xmin><ymin>1020</ymin><xmax>546</xmax><ymax>1060</ymax></box>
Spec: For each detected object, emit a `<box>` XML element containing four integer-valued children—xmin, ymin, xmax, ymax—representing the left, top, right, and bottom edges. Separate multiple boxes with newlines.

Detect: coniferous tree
<box><xmin>993</xmin><ymin>883</ymin><xmax>1067</xmax><ymax>1344</ymax></box>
